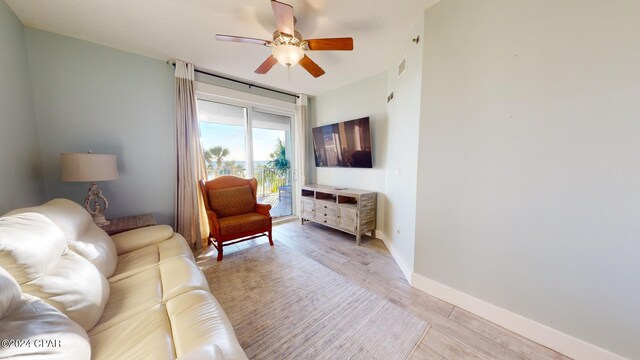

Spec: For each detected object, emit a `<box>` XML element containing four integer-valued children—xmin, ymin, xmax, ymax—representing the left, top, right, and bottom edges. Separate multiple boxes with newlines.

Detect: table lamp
<box><xmin>61</xmin><ymin>153</ymin><xmax>118</xmax><ymax>226</ymax></box>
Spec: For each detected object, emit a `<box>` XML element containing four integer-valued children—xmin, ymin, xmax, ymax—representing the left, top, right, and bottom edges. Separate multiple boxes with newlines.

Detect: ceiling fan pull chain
<box><xmin>288</xmin><ymin>66</ymin><xmax>291</xmax><ymax>81</ymax></box>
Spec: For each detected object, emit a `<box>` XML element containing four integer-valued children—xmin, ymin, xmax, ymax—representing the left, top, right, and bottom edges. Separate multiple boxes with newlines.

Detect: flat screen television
<box><xmin>312</xmin><ymin>117</ymin><xmax>373</xmax><ymax>168</ymax></box>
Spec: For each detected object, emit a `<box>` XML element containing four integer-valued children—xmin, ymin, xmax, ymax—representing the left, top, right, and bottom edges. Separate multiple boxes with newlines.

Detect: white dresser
<box><xmin>300</xmin><ymin>184</ymin><xmax>376</xmax><ymax>245</ymax></box>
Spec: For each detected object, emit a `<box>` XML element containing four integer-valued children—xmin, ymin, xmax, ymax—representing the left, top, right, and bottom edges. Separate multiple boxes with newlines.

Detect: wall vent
<box><xmin>398</xmin><ymin>57</ymin><xmax>407</xmax><ymax>78</ymax></box>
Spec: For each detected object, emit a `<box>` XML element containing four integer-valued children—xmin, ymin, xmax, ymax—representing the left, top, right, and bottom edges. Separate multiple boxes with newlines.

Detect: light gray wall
<box><xmin>415</xmin><ymin>1</ymin><xmax>640</xmax><ymax>358</ymax></box>
<box><xmin>310</xmin><ymin>72</ymin><xmax>388</xmax><ymax>234</ymax></box>
<box><xmin>25</xmin><ymin>28</ymin><xmax>175</xmax><ymax>225</ymax></box>
<box><xmin>384</xmin><ymin>18</ymin><xmax>425</xmax><ymax>270</ymax></box>
<box><xmin>309</xmin><ymin>17</ymin><xmax>426</xmax><ymax>271</ymax></box>
<box><xmin>0</xmin><ymin>1</ymin><xmax>45</xmax><ymax>213</ymax></box>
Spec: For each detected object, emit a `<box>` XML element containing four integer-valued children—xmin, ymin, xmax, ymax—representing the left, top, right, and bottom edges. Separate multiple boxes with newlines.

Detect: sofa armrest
<box><xmin>255</xmin><ymin>203</ymin><xmax>272</xmax><ymax>217</ymax></box>
<box><xmin>111</xmin><ymin>225</ymin><xmax>175</xmax><ymax>255</ymax></box>
<box><xmin>177</xmin><ymin>345</ymin><xmax>226</xmax><ymax>360</ymax></box>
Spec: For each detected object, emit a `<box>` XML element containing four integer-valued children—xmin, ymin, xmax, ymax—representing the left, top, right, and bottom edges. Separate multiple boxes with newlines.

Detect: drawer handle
<box><xmin>323</xmin><ymin>220</ymin><xmax>327</xmax><ymax>223</ymax></box>
<box><xmin>324</xmin><ymin>205</ymin><xmax>327</xmax><ymax>208</ymax></box>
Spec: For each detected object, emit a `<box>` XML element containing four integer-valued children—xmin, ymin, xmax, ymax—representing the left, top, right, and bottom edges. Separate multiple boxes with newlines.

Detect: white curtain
<box><xmin>174</xmin><ymin>61</ymin><xmax>207</xmax><ymax>249</ymax></box>
<box><xmin>295</xmin><ymin>94</ymin><xmax>308</xmax><ymax>191</ymax></box>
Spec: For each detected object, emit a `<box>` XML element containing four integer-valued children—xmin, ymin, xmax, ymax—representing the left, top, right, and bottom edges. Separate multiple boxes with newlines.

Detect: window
<box><xmin>197</xmin><ymin>98</ymin><xmax>295</xmax><ymax>218</ymax></box>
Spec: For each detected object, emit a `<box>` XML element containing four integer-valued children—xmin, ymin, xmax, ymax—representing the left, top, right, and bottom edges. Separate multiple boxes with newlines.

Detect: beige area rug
<box><xmin>202</xmin><ymin>243</ymin><xmax>428</xmax><ymax>360</ymax></box>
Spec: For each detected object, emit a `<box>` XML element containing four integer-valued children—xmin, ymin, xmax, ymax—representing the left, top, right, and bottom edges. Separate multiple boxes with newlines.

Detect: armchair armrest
<box><xmin>205</xmin><ymin>210</ymin><xmax>220</xmax><ymax>234</ymax></box>
<box><xmin>111</xmin><ymin>225</ymin><xmax>175</xmax><ymax>255</ymax></box>
<box><xmin>255</xmin><ymin>203</ymin><xmax>272</xmax><ymax>217</ymax></box>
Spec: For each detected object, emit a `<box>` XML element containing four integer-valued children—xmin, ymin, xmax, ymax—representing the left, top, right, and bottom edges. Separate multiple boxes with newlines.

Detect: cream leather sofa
<box><xmin>0</xmin><ymin>199</ymin><xmax>247</xmax><ymax>360</ymax></box>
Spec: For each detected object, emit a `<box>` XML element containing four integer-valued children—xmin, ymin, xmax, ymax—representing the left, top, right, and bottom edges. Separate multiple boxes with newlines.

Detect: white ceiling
<box><xmin>6</xmin><ymin>0</ymin><xmax>437</xmax><ymax>95</ymax></box>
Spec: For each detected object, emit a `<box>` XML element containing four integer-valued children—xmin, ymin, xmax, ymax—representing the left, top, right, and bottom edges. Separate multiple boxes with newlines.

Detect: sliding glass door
<box><xmin>197</xmin><ymin>99</ymin><xmax>294</xmax><ymax>218</ymax></box>
<box><xmin>251</xmin><ymin>110</ymin><xmax>293</xmax><ymax>217</ymax></box>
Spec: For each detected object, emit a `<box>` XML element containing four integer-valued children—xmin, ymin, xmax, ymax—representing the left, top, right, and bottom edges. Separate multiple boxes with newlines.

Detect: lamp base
<box><xmin>92</xmin><ymin>214</ymin><xmax>110</xmax><ymax>226</ymax></box>
<box><xmin>85</xmin><ymin>182</ymin><xmax>111</xmax><ymax>226</ymax></box>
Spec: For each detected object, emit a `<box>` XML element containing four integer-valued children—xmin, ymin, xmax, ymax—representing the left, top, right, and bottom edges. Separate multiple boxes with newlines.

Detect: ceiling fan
<box><xmin>216</xmin><ymin>0</ymin><xmax>354</xmax><ymax>78</ymax></box>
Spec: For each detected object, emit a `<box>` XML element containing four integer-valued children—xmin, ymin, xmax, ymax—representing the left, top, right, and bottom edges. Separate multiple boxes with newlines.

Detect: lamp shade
<box><xmin>61</xmin><ymin>153</ymin><xmax>118</xmax><ymax>182</ymax></box>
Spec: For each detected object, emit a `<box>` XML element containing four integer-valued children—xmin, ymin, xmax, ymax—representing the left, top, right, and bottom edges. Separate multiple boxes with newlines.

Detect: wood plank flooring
<box><xmin>199</xmin><ymin>220</ymin><xmax>571</xmax><ymax>360</ymax></box>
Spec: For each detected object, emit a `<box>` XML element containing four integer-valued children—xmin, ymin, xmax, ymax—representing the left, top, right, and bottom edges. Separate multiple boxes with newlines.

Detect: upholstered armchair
<box><xmin>199</xmin><ymin>176</ymin><xmax>273</xmax><ymax>261</ymax></box>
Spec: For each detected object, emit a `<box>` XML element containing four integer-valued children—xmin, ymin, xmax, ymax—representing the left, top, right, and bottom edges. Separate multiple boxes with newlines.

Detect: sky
<box><xmin>199</xmin><ymin>122</ymin><xmax>285</xmax><ymax>163</ymax></box>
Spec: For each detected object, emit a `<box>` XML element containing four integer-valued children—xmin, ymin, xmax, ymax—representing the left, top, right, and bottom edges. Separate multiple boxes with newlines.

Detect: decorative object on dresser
<box><xmin>300</xmin><ymin>184</ymin><xmax>376</xmax><ymax>245</ymax></box>
<box><xmin>60</xmin><ymin>152</ymin><xmax>118</xmax><ymax>226</ymax></box>
<box><xmin>99</xmin><ymin>214</ymin><xmax>157</xmax><ymax>236</ymax></box>
<box><xmin>199</xmin><ymin>176</ymin><xmax>274</xmax><ymax>261</ymax></box>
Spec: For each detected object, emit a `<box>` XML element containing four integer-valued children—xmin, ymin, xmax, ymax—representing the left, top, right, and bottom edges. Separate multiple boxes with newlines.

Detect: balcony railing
<box><xmin>254</xmin><ymin>168</ymin><xmax>288</xmax><ymax>197</ymax></box>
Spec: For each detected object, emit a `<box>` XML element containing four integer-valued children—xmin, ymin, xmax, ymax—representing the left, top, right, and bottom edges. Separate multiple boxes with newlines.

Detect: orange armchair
<box><xmin>199</xmin><ymin>176</ymin><xmax>273</xmax><ymax>261</ymax></box>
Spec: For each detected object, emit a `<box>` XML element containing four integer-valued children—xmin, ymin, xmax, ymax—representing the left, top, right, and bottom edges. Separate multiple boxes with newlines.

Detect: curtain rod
<box><xmin>168</xmin><ymin>60</ymin><xmax>299</xmax><ymax>99</ymax></box>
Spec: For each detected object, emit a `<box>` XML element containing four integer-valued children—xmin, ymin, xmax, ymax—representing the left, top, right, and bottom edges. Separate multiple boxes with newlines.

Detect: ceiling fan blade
<box><xmin>255</xmin><ymin>55</ymin><xmax>279</xmax><ymax>74</ymax></box>
<box><xmin>271</xmin><ymin>0</ymin><xmax>295</xmax><ymax>36</ymax></box>
<box><xmin>299</xmin><ymin>55</ymin><xmax>325</xmax><ymax>78</ymax></box>
<box><xmin>306</xmin><ymin>38</ymin><xmax>354</xmax><ymax>51</ymax></box>
<box><xmin>216</xmin><ymin>34</ymin><xmax>271</xmax><ymax>46</ymax></box>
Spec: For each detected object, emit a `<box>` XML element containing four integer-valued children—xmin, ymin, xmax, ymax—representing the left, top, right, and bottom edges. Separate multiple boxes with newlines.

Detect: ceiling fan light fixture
<box><xmin>272</xmin><ymin>44</ymin><xmax>304</xmax><ymax>67</ymax></box>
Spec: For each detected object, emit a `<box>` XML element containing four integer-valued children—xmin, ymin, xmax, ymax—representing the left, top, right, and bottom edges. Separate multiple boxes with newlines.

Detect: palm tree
<box><xmin>223</xmin><ymin>161</ymin><xmax>245</xmax><ymax>177</ymax></box>
<box><xmin>267</xmin><ymin>138</ymin><xmax>289</xmax><ymax>177</ymax></box>
<box><xmin>204</xmin><ymin>146</ymin><xmax>230</xmax><ymax>172</ymax></box>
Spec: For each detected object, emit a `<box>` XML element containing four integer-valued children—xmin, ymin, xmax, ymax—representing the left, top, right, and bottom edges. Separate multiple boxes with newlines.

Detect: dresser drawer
<box><xmin>318</xmin><ymin>215</ymin><xmax>338</xmax><ymax>227</ymax></box>
<box><xmin>316</xmin><ymin>204</ymin><xmax>337</xmax><ymax>227</ymax></box>
<box><xmin>315</xmin><ymin>201</ymin><xmax>337</xmax><ymax>212</ymax></box>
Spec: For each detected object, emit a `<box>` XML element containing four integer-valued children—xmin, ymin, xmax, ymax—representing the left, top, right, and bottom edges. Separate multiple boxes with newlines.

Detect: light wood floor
<box><xmin>204</xmin><ymin>220</ymin><xmax>570</xmax><ymax>360</ymax></box>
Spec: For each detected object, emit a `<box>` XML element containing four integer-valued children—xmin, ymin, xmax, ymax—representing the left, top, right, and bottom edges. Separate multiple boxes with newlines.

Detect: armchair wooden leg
<box><xmin>268</xmin><ymin>230</ymin><xmax>274</xmax><ymax>246</ymax></box>
<box><xmin>217</xmin><ymin>239</ymin><xmax>224</xmax><ymax>261</ymax></box>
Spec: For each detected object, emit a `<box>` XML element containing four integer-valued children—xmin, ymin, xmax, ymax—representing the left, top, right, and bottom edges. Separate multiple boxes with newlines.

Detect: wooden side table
<box><xmin>100</xmin><ymin>214</ymin><xmax>157</xmax><ymax>236</ymax></box>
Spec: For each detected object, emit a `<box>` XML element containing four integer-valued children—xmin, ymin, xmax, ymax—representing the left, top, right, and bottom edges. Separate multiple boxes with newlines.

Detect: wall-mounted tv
<box><xmin>312</xmin><ymin>117</ymin><xmax>372</xmax><ymax>168</ymax></box>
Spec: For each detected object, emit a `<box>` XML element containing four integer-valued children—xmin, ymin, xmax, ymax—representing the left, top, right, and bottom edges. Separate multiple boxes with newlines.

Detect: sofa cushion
<box><xmin>0</xmin><ymin>213</ymin><xmax>67</xmax><ymax>284</ymax></box>
<box><xmin>92</xmin><ymin>257</ymin><xmax>208</xmax><ymax>336</ymax></box>
<box><xmin>1</xmin><ymin>266</ymin><xmax>90</xmax><ymax>359</ymax></box>
<box><xmin>110</xmin><ymin>233</ymin><xmax>193</xmax><ymax>282</ymax></box>
<box><xmin>7</xmin><ymin>198</ymin><xmax>118</xmax><ymax>278</ymax></box>
<box><xmin>90</xmin><ymin>266</ymin><xmax>162</xmax><ymax>336</ymax></box>
<box><xmin>0</xmin><ymin>294</ymin><xmax>91</xmax><ymax>360</ymax></box>
<box><xmin>90</xmin><ymin>305</ymin><xmax>174</xmax><ymax>360</ymax></box>
<box><xmin>0</xmin><ymin>266</ymin><xmax>22</xmax><ymax>319</ymax></box>
<box><xmin>218</xmin><ymin>213</ymin><xmax>270</xmax><ymax>236</ymax></box>
<box><xmin>167</xmin><ymin>290</ymin><xmax>247</xmax><ymax>360</ymax></box>
<box><xmin>0</xmin><ymin>212</ymin><xmax>109</xmax><ymax>331</ymax></box>
<box><xmin>21</xmin><ymin>250</ymin><xmax>110</xmax><ymax>331</ymax></box>
<box><xmin>110</xmin><ymin>224</ymin><xmax>175</xmax><ymax>255</ymax></box>
<box><xmin>208</xmin><ymin>185</ymin><xmax>256</xmax><ymax>218</ymax></box>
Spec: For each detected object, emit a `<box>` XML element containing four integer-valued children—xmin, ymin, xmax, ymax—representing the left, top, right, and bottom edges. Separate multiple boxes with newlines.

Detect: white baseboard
<box><xmin>411</xmin><ymin>273</ymin><xmax>627</xmax><ymax>360</ymax></box>
<box><xmin>372</xmin><ymin>230</ymin><xmax>625</xmax><ymax>359</ymax></box>
<box><xmin>375</xmin><ymin>230</ymin><xmax>412</xmax><ymax>282</ymax></box>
